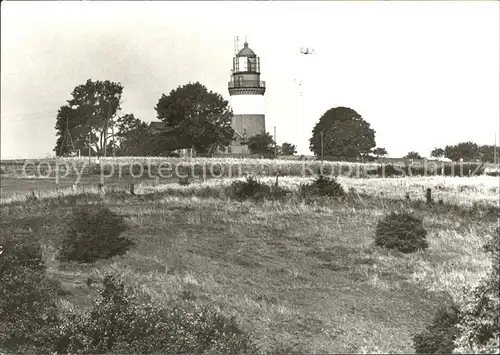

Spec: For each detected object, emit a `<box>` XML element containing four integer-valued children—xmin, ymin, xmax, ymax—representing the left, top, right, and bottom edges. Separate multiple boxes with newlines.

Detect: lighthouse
<box><xmin>227</xmin><ymin>40</ymin><xmax>266</xmax><ymax>154</ymax></box>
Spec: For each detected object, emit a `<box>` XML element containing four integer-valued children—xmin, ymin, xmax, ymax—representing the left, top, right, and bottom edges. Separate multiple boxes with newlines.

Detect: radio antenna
<box><xmin>234</xmin><ymin>36</ymin><xmax>240</xmax><ymax>55</ymax></box>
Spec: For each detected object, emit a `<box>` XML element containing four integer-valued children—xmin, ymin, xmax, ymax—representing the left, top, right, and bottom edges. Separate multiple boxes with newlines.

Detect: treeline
<box><xmin>431</xmin><ymin>142</ymin><xmax>498</xmax><ymax>163</ymax></box>
<box><xmin>55</xmin><ymin>80</ymin><xmax>234</xmax><ymax>158</ymax></box>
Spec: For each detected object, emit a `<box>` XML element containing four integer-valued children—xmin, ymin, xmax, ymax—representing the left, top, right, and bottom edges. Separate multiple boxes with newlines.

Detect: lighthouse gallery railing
<box><xmin>228</xmin><ymin>80</ymin><xmax>266</xmax><ymax>89</ymax></box>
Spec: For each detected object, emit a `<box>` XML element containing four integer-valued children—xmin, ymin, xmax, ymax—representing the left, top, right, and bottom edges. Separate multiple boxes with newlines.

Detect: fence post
<box><xmin>426</xmin><ymin>188</ymin><xmax>433</xmax><ymax>204</ymax></box>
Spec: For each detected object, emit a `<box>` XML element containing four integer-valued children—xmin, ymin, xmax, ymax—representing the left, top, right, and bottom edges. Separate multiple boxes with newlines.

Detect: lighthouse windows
<box><xmin>247</xmin><ymin>57</ymin><xmax>258</xmax><ymax>72</ymax></box>
<box><xmin>238</xmin><ymin>57</ymin><xmax>248</xmax><ymax>72</ymax></box>
<box><xmin>234</xmin><ymin>56</ymin><xmax>260</xmax><ymax>73</ymax></box>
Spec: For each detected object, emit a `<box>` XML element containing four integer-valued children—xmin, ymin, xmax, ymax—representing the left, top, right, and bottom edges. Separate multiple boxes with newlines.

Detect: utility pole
<box><xmin>66</xmin><ymin>115</ymin><xmax>75</xmax><ymax>156</ymax></box>
<box><xmin>495</xmin><ymin>132</ymin><xmax>497</xmax><ymax>166</ymax></box>
<box><xmin>320</xmin><ymin>131</ymin><xmax>324</xmax><ymax>166</ymax></box>
<box><xmin>58</xmin><ymin>121</ymin><xmax>67</xmax><ymax>157</ymax></box>
<box><xmin>274</xmin><ymin>126</ymin><xmax>277</xmax><ymax>159</ymax></box>
<box><xmin>111</xmin><ymin>116</ymin><xmax>116</xmax><ymax>157</ymax></box>
<box><xmin>88</xmin><ymin>130</ymin><xmax>91</xmax><ymax>165</ymax></box>
<box><xmin>104</xmin><ymin>106</ymin><xmax>110</xmax><ymax>157</ymax></box>
<box><xmin>299</xmin><ymin>46</ymin><xmax>314</xmax><ymax>157</ymax></box>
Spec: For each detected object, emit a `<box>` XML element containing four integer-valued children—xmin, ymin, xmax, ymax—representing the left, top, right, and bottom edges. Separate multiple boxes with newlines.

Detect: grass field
<box><xmin>1</xmin><ymin>156</ymin><xmax>497</xmax><ymax>181</ymax></box>
<box><xmin>1</xmin><ymin>166</ymin><xmax>498</xmax><ymax>352</ymax></box>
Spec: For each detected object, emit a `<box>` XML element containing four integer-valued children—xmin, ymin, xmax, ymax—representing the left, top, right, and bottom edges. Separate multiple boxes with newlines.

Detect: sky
<box><xmin>1</xmin><ymin>0</ymin><xmax>499</xmax><ymax>159</ymax></box>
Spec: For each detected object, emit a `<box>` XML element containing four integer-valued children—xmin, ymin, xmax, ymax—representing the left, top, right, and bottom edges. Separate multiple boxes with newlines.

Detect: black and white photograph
<box><xmin>1</xmin><ymin>0</ymin><xmax>499</xmax><ymax>353</ymax></box>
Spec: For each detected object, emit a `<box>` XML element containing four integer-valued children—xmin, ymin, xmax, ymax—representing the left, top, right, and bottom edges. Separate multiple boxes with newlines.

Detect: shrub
<box><xmin>378</xmin><ymin>164</ymin><xmax>404</xmax><ymax>177</ymax></box>
<box><xmin>58</xmin><ymin>205</ymin><xmax>133</xmax><ymax>263</ymax></box>
<box><xmin>374</xmin><ymin>212</ymin><xmax>429</xmax><ymax>253</ymax></box>
<box><xmin>299</xmin><ymin>175</ymin><xmax>345</xmax><ymax>197</ymax></box>
<box><xmin>0</xmin><ymin>232</ymin><xmax>45</xmax><ymax>272</ymax></box>
<box><xmin>227</xmin><ymin>176</ymin><xmax>285</xmax><ymax>201</ymax></box>
<box><xmin>178</xmin><ymin>176</ymin><xmax>191</xmax><ymax>186</ymax></box>
<box><xmin>56</xmin><ymin>275</ymin><xmax>258</xmax><ymax>354</ymax></box>
<box><xmin>412</xmin><ymin>302</ymin><xmax>460</xmax><ymax>353</ymax></box>
<box><xmin>0</xmin><ymin>233</ymin><xmax>61</xmax><ymax>354</ymax></box>
<box><xmin>453</xmin><ymin>227</ymin><xmax>500</xmax><ymax>353</ymax></box>
<box><xmin>25</xmin><ymin>189</ymin><xmax>39</xmax><ymax>204</ymax></box>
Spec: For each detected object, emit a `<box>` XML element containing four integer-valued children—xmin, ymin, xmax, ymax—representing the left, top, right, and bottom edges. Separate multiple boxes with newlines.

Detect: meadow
<box><xmin>1</xmin><ymin>158</ymin><xmax>498</xmax><ymax>353</ymax></box>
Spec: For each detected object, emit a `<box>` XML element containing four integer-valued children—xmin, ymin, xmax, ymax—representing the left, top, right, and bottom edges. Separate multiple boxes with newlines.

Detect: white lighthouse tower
<box><xmin>227</xmin><ymin>39</ymin><xmax>266</xmax><ymax>154</ymax></box>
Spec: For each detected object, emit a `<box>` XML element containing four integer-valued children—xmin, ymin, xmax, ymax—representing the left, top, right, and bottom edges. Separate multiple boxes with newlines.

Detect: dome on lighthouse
<box><xmin>237</xmin><ymin>42</ymin><xmax>256</xmax><ymax>57</ymax></box>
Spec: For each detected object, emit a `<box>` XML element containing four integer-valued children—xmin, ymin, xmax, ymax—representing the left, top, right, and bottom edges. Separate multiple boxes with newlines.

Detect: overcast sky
<box><xmin>1</xmin><ymin>1</ymin><xmax>499</xmax><ymax>159</ymax></box>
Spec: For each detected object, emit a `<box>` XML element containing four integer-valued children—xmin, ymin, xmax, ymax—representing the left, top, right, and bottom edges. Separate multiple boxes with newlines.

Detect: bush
<box><xmin>299</xmin><ymin>175</ymin><xmax>345</xmax><ymax>197</ymax></box>
<box><xmin>227</xmin><ymin>176</ymin><xmax>285</xmax><ymax>201</ymax></box>
<box><xmin>178</xmin><ymin>176</ymin><xmax>191</xmax><ymax>186</ymax></box>
<box><xmin>375</xmin><ymin>212</ymin><xmax>429</xmax><ymax>253</ymax></box>
<box><xmin>56</xmin><ymin>275</ymin><xmax>258</xmax><ymax>354</ymax></box>
<box><xmin>378</xmin><ymin>164</ymin><xmax>405</xmax><ymax>177</ymax></box>
<box><xmin>414</xmin><ymin>228</ymin><xmax>500</xmax><ymax>354</ymax></box>
<box><xmin>58</xmin><ymin>205</ymin><xmax>133</xmax><ymax>263</ymax></box>
<box><xmin>453</xmin><ymin>227</ymin><xmax>500</xmax><ymax>353</ymax></box>
<box><xmin>0</xmin><ymin>232</ymin><xmax>45</xmax><ymax>272</ymax></box>
<box><xmin>412</xmin><ymin>302</ymin><xmax>460</xmax><ymax>353</ymax></box>
<box><xmin>0</xmin><ymin>233</ymin><xmax>61</xmax><ymax>354</ymax></box>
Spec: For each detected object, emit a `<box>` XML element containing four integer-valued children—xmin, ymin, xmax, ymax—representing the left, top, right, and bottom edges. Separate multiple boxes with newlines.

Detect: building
<box><xmin>227</xmin><ymin>41</ymin><xmax>266</xmax><ymax>154</ymax></box>
<box><xmin>148</xmin><ymin>122</ymin><xmax>194</xmax><ymax>158</ymax></box>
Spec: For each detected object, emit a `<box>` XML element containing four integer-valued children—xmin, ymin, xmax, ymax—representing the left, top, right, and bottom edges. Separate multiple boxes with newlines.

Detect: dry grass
<box><xmin>1</xmin><ymin>172</ymin><xmax>497</xmax><ymax>353</ymax></box>
<box><xmin>4</xmin><ymin>174</ymin><xmax>496</xmax><ymax>207</ymax></box>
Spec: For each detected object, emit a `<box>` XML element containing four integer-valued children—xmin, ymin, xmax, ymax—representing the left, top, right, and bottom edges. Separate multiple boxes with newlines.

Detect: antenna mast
<box><xmin>58</xmin><ymin>115</ymin><xmax>76</xmax><ymax>157</ymax></box>
<box><xmin>234</xmin><ymin>36</ymin><xmax>240</xmax><ymax>55</ymax></box>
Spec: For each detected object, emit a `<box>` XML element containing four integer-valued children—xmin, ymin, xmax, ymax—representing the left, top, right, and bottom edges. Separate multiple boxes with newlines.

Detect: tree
<box><xmin>245</xmin><ymin>132</ymin><xmax>275</xmax><ymax>156</ymax></box>
<box><xmin>430</xmin><ymin>147</ymin><xmax>445</xmax><ymax>159</ymax></box>
<box><xmin>478</xmin><ymin>145</ymin><xmax>498</xmax><ymax>163</ymax></box>
<box><xmin>372</xmin><ymin>147</ymin><xmax>388</xmax><ymax>158</ymax></box>
<box><xmin>113</xmin><ymin>114</ymin><xmax>150</xmax><ymax>156</ymax></box>
<box><xmin>404</xmin><ymin>151</ymin><xmax>423</xmax><ymax>159</ymax></box>
<box><xmin>54</xmin><ymin>105</ymin><xmax>88</xmax><ymax>157</ymax></box>
<box><xmin>154</xmin><ymin>82</ymin><xmax>234</xmax><ymax>154</ymax></box>
<box><xmin>54</xmin><ymin>79</ymin><xmax>124</xmax><ymax>157</ymax></box>
<box><xmin>309</xmin><ymin>107</ymin><xmax>376</xmax><ymax>161</ymax></box>
<box><xmin>281</xmin><ymin>142</ymin><xmax>297</xmax><ymax>156</ymax></box>
<box><xmin>444</xmin><ymin>141</ymin><xmax>480</xmax><ymax>161</ymax></box>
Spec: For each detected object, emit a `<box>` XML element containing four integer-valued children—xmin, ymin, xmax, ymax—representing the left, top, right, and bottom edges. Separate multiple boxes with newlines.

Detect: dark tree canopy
<box><xmin>478</xmin><ymin>145</ymin><xmax>498</xmax><ymax>163</ymax></box>
<box><xmin>113</xmin><ymin>115</ymin><xmax>188</xmax><ymax>157</ymax></box>
<box><xmin>246</xmin><ymin>132</ymin><xmax>275</xmax><ymax>156</ymax></box>
<box><xmin>154</xmin><ymin>82</ymin><xmax>234</xmax><ymax>153</ymax></box>
<box><xmin>430</xmin><ymin>147</ymin><xmax>445</xmax><ymax>159</ymax></box>
<box><xmin>113</xmin><ymin>114</ymin><xmax>150</xmax><ymax>156</ymax></box>
<box><xmin>281</xmin><ymin>142</ymin><xmax>297</xmax><ymax>156</ymax></box>
<box><xmin>404</xmin><ymin>151</ymin><xmax>423</xmax><ymax>159</ymax></box>
<box><xmin>54</xmin><ymin>105</ymin><xmax>88</xmax><ymax>157</ymax></box>
<box><xmin>309</xmin><ymin>107</ymin><xmax>376</xmax><ymax>161</ymax></box>
<box><xmin>444</xmin><ymin>141</ymin><xmax>480</xmax><ymax>161</ymax></box>
<box><xmin>54</xmin><ymin>79</ymin><xmax>124</xmax><ymax>156</ymax></box>
<box><xmin>373</xmin><ymin>147</ymin><xmax>388</xmax><ymax>157</ymax></box>
<box><xmin>432</xmin><ymin>143</ymin><xmax>497</xmax><ymax>162</ymax></box>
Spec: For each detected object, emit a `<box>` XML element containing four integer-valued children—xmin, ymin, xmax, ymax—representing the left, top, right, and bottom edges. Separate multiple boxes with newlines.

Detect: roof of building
<box><xmin>237</xmin><ymin>42</ymin><xmax>256</xmax><ymax>57</ymax></box>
